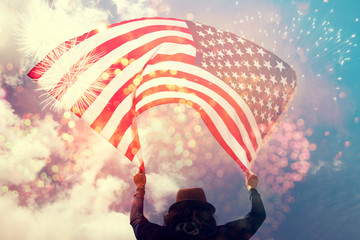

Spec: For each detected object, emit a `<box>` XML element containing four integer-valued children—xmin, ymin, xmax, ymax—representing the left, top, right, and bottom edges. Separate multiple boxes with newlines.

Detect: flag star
<box><xmin>232</xmin><ymin>71</ymin><xmax>239</xmax><ymax>79</ymax></box>
<box><xmin>247</xmin><ymin>84</ymin><xmax>253</xmax><ymax>92</ymax></box>
<box><xmin>217</xmin><ymin>38</ymin><xmax>226</xmax><ymax>46</ymax></box>
<box><xmin>208</xmin><ymin>40</ymin><xmax>216</xmax><ymax>47</ymax></box>
<box><xmin>243</xmin><ymin>60</ymin><xmax>251</xmax><ymax>68</ymax></box>
<box><xmin>226</xmin><ymin>36</ymin><xmax>235</xmax><ymax>44</ymax></box>
<box><xmin>225</xmin><ymin>49</ymin><xmax>234</xmax><ymax>57</ymax></box>
<box><xmin>243</xmin><ymin>94</ymin><xmax>249</xmax><ymax>102</ymax></box>
<box><xmin>209</xmin><ymin>51</ymin><xmax>216</xmax><ymax>58</ymax></box>
<box><xmin>263</xmin><ymin>60</ymin><xmax>272</xmax><ymax>70</ymax></box>
<box><xmin>291</xmin><ymin>79</ymin><xmax>296</xmax><ymax>88</ymax></box>
<box><xmin>217</xmin><ymin>50</ymin><xmax>225</xmax><ymax>58</ymax></box>
<box><xmin>269</xmin><ymin>75</ymin><xmax>277</xmax><ymax>84</ymax></box>
<box><xmin>250</xmin><ymin>73</ymin><xmax>257</xmax><ymax>80</ymax></box>
<box><xmin>267</xmin><ymin>101</ymin><xmax>273</xmax><ymax>110</ymax></box>
<box><xmin>206</xmin><ymin>28</ymin><xmax>215</xmax><ymax>35</ymax></box>
<box><xmin>273</xmin><ymin>89</ymin><xmax>280</xmax><ymax>98</ymax></box>
<box><xmin>195</xmin><ymin>22</ymin><xmax>203</xmax><ymax>27</ymax></box>
<box><xmin>225</xmin><ymin>60</ymin><xmax>233</xmax><ymax>68</ymax></box>
<box><xmin>260</xmin><ymin>74</ymin><xmax>267</xmax><ymax>82</ymax></box>
<box><xmin>253</xmin><ymin>60</ymin><xmax>261</xmax><ymax>69</ymax></box>
<box><xmin>236</xmin><ymin>48</ymin><xmax>244</xmax><ymax>56</ymax></box>
<box><xmin>251</xmin><ymin>96</ymin><xmax>257</xmax><ymax>104</ymax></box>
<box><xmin>264</xmin><ymin>86</ymin><xmax>271</xmax><ymax>96</ymax></box>
<box><xmin>275</xmin><ymin>60</ymin><xmax>286</xmax><ymax>72</ymax></box>
<box><xmin>257</xmin><ymin>48</ymin><xmax>266</xmax><ymax>56</ymax></box>
<box><xmin>260</xmin><ymin>124</ymin><xmax>266</xmax><ymax>133</ymax></box>
<box><xmin>241</xmin><ymin>72</ymin><xmax>248</xmax><ymax>79</ymax></box>
<box><xmin>260</xmin><ymin>111</ymin><xmax>266</xmax><ymax>120</ymax></box>
<box><xmin>200</xmin><ymin>41</ymin><xmax>208</xmax><ymax>48</ymax></box>
<box><xmin>280</xmin><ymin>76</ymin><xmax>288</xmax><ymax>86</ymax></box>
<box><xmin>238</xmin><ymin>82</ymin><xmax>246</xmax><ymax>90</ymax></box>
<box><xmin>202</xmin><ymin>51</ymin><xmax>210</xmax><ymax>58</ymax></box>
<box><xmin>267</xmin><ymin>115</ymin><xmax>273</xmax><ymax>123</ymax></box>
<box><xmin>216</xmin><ymin>71</ymin><xmax>223</xmax><ymax>78</ymax></box>
<box><xmin>198</xmin><ymin>31</ymin><xmax>206</xmax><ymax>38</ymax></box>
<box><xmin>217</xmin><ymin>62</ymin><xmax>223</xmax><ymax>69</ymax></box>
<box><xmin>216</xmin><ymin>29</ymin><xmax>224</xmax><ymax>34</ymax></box>
<box><xmin>255</xmin><ymin>85</ymin><xmax>262</xmax><ymax>94</ymax></box>
<box><xmin>231</xmin><ymin>82</ymin><xmax>237</xmax><ymax>89</ymax></box>
<box><xmin>224</xmin><ymin>71</ymin><xmax>230</xmax><ymax>78</ymax></box>
<box><xmin>210</xmin><ymin>61</ymin><xmax>216</xmax><ymax>67</ymax></box>
<box><xmin>201</xmin><ymin>61</ymin><xmax>209</xmax><ymax>69</ymax></box>
<box><xmin>274</xmin><ymin>105</ymin><xmax>280</xmax><ymax>113</ymax></box>
<box><xmin>246</xmin><ymin>47</ymin><xmax>255</xmax><ymax>56</ymax></box>
<box><xmin>237</xmin><ymin>37</ymin><xmax>246</xmax><ymax>45</ymax></box>
<box><xmin>259</xmin><ymin>99</ymin><xmax>264</xmax><ymax>107</ymax></box>
<box><xmin>234</xmin><ymin>61</ymin><xmax>241</xmax><ymax>68</ymax></box>
<box><xmin>282</xmin><ymin>91</ymin><xmax>288</xmax><ymax>101</ymax></box>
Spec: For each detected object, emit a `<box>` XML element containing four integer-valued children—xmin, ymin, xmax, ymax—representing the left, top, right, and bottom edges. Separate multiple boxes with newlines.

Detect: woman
<box><xmin>130</xmin><ymin>170</ymin><xmax>266</xmax><ymax>240</ymax></box>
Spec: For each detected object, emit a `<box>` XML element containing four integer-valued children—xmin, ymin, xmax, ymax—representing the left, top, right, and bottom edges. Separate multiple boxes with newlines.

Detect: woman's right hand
<box><xmin>133</xmin><ymin>169</ymin><xmax>146</xmax><ymax>188</ymax></box>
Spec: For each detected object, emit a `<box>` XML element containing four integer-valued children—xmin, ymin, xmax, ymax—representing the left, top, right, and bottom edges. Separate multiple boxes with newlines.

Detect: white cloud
<box><xmin>112</xmin><ymin>0</ymin><xmax>170</xmax><ymax>20</ymax></box>
<box><xmin>0</xmin><ymin>100</ymin><xmax>65</xmax><ymax>184</ymax></box>
<box><xmin>146</xmin><ymin>172</ymin><xmax>181</xmax><ymax>213</ymax></box>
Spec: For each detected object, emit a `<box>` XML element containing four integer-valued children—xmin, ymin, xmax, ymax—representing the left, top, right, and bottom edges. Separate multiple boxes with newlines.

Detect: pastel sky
<box><xmin>0</xmin><ymin>0</ymin><xmax>359</xmax><ymax>239</ymax></box>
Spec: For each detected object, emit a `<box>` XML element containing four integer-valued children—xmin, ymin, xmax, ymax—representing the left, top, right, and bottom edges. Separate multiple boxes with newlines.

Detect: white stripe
<box><xmin>142</xmin><ymin>61</ymin><xmax>263</xmax><ymax>149</ymax></box>
<box><xmin>59</xmin><ymin>31</ymin><xmax>193</xmax><ymax>110</ymax></box>
<box><xmin>37</xmin><ymin>19</ymin><xmax>188</xmax><ymax>86</ymax></box>
<box><xmin>81</xmin><ymin>42</ymin><xmax>196</xmax><ymax>124</ymax></box>
<box><xmin>100</xmin><ymin>91</ymin><xmax>134</xmax><ymax>140</ymax></box>
<box><xmin>117</xmin><ymin>124</ymin><xmax>136</xmax><ymax>153</ymax></box>
<box><xmin>135</xmin><ymin>77</ymin><xmax>256</xmax><ymax>159</ymax></box>
<box><xmin>134</xmin><ymin>91</ymin><xmax>251</xmax><ymax>169</ymax></box>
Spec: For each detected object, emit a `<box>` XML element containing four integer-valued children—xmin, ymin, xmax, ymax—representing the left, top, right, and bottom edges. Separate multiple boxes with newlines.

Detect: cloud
<box><xmin>112</xmin><ymin>0</ymin><xmax>170</xmax><ymax>20</ymax></box>
<box><xmin>0</xmin><ymin>99</ymin><xmax>65</xmax><ymax>185</ymax></box>
<box><xmin>0</xmin><ymin>182</ymin><xmax>135</xmax><ymax>240</ymax></box>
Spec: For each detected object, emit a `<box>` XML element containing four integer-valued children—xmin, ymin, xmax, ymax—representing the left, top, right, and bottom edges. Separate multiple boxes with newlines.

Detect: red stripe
<box><xmin>49</xmin><ymin>25</ymin><xmax>191</xmax><ymax>105</ymax></box>
<box><xmin>124</xmin><ymin>129</ymin><xmax>141</xmax><ymax>161</ymax></box>
<box><xmin>88</xmin><ymin>52</ymin><xmax>195</xmax><ymax>130</ymax></box>
<box><xmin>135</xmin><ymin>98</ymin><xmax>250</xmax><ymax>172</ymax></box>
<box><xmin>139</xmin><ymin>70</ymin><xmax>258</xmax><ymax>152</ymax></box>
<box><xmin>72</xmin><ymin>39</ymin><xmax>194</xmax><ymax>117</ymax></box>
<box><xmin>28</xmin><ymin>17</ymin><xmax>186</xmax><ymax>80</ymax></box>
<box><xmin>135</xmin><ymin>85</ymin><xmax>253</xmax><ymax>163</ymax></box>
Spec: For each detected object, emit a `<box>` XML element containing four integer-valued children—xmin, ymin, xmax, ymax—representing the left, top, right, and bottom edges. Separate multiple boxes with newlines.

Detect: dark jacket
<box><xmin>130</xmin><ymin>187</ymin><xmax>266</xmax><ymax>240</ymax></box>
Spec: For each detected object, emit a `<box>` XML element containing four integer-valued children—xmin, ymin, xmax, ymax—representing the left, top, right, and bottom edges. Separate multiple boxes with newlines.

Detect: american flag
<box><xmin>28</xmin><ymin>17</ymin><xmax>297</xmax><ymax>172</ymax></box>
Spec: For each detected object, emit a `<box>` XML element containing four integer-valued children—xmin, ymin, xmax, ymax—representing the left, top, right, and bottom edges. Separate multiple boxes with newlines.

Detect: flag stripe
<box><xmin>85</xmin><ymin>45</ymin><xmax>195</xmax><ymax>132</ymax></box>
<box><xmin>120</xmin><ymin>98</ymin><xmax>249</xmax><ymax>171</ymax></box>
<box><xmin>135</xmin><ymin>93</ymin><xmax>251</xmax><ymax>170</ymax></box>
<box><xmin>29</xmin><ymin>18</ymin><xmax>188</xmax><ymax>81</ymax></box>
<box><xmin>135</xmin><ymin>75</ymin><xmax>257</xmax><ymax>158</ymax></box>
<box><xmin>71</xmin><ymin>41</ymin><xmax>195</xmax><ymax>117</ymax></box>
<box><xmin>55</xmin><ymin>31</ymin><xmax>193</xmax><ymax>109</ymax></box>
<box><xmin>135</xmin><ymin>84</ymin><xmax>254</xmax><ymax>162</ymax></box>
<box><xmin>142</xmin><ymin>61</ymin><xmax>262</xmax><ymax>149</ymax></box>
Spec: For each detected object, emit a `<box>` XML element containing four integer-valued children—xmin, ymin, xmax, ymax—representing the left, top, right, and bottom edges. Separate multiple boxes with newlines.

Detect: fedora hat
<box><xmin>169</xmin><ymin>188</ymin><xmax>216</xmax><ymax>214</ymax></box>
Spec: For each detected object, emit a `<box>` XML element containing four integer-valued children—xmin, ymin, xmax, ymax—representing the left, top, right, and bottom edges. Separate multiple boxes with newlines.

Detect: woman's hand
<box><xmin>133</xmin><ymin>169</ymin><xmax>146</xmax><ymax>188</ymax></box>
<box><xmin>245</xmin><ymin>172</ymin><xmax>258</xmax><ymax>190</ymax></box>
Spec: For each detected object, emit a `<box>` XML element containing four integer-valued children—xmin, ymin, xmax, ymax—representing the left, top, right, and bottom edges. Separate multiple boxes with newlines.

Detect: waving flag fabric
<box><xmin>28</xmin><ymin>17</ymin><xmax>297</xmax><ymax>172</ymax></box>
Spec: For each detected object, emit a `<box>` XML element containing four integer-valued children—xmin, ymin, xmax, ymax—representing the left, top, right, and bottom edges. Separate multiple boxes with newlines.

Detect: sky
<box><xmin>0</xmin><ymin>0</ymin><xmax>359</xmax><ymax>239</ymax></box>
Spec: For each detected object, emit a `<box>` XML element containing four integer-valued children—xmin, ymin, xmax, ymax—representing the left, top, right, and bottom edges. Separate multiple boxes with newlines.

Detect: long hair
<box><xmin>163</xmin><ymin>207</ymin><xmax>216</xmax><ymax>228</ymax></box>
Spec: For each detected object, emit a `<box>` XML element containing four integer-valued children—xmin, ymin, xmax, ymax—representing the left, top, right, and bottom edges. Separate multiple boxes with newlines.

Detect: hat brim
<box><xmin>169</xmin><ymin>200</ymin><xmax>216</xmax><ymax>215</ymax></box>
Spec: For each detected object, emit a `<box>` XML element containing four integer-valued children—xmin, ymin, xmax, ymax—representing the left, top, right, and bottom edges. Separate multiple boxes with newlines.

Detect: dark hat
<box><xmin>169</xmin><ymin>188</ymin><xmax>216</xmax><ymax>214</ymax></box>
